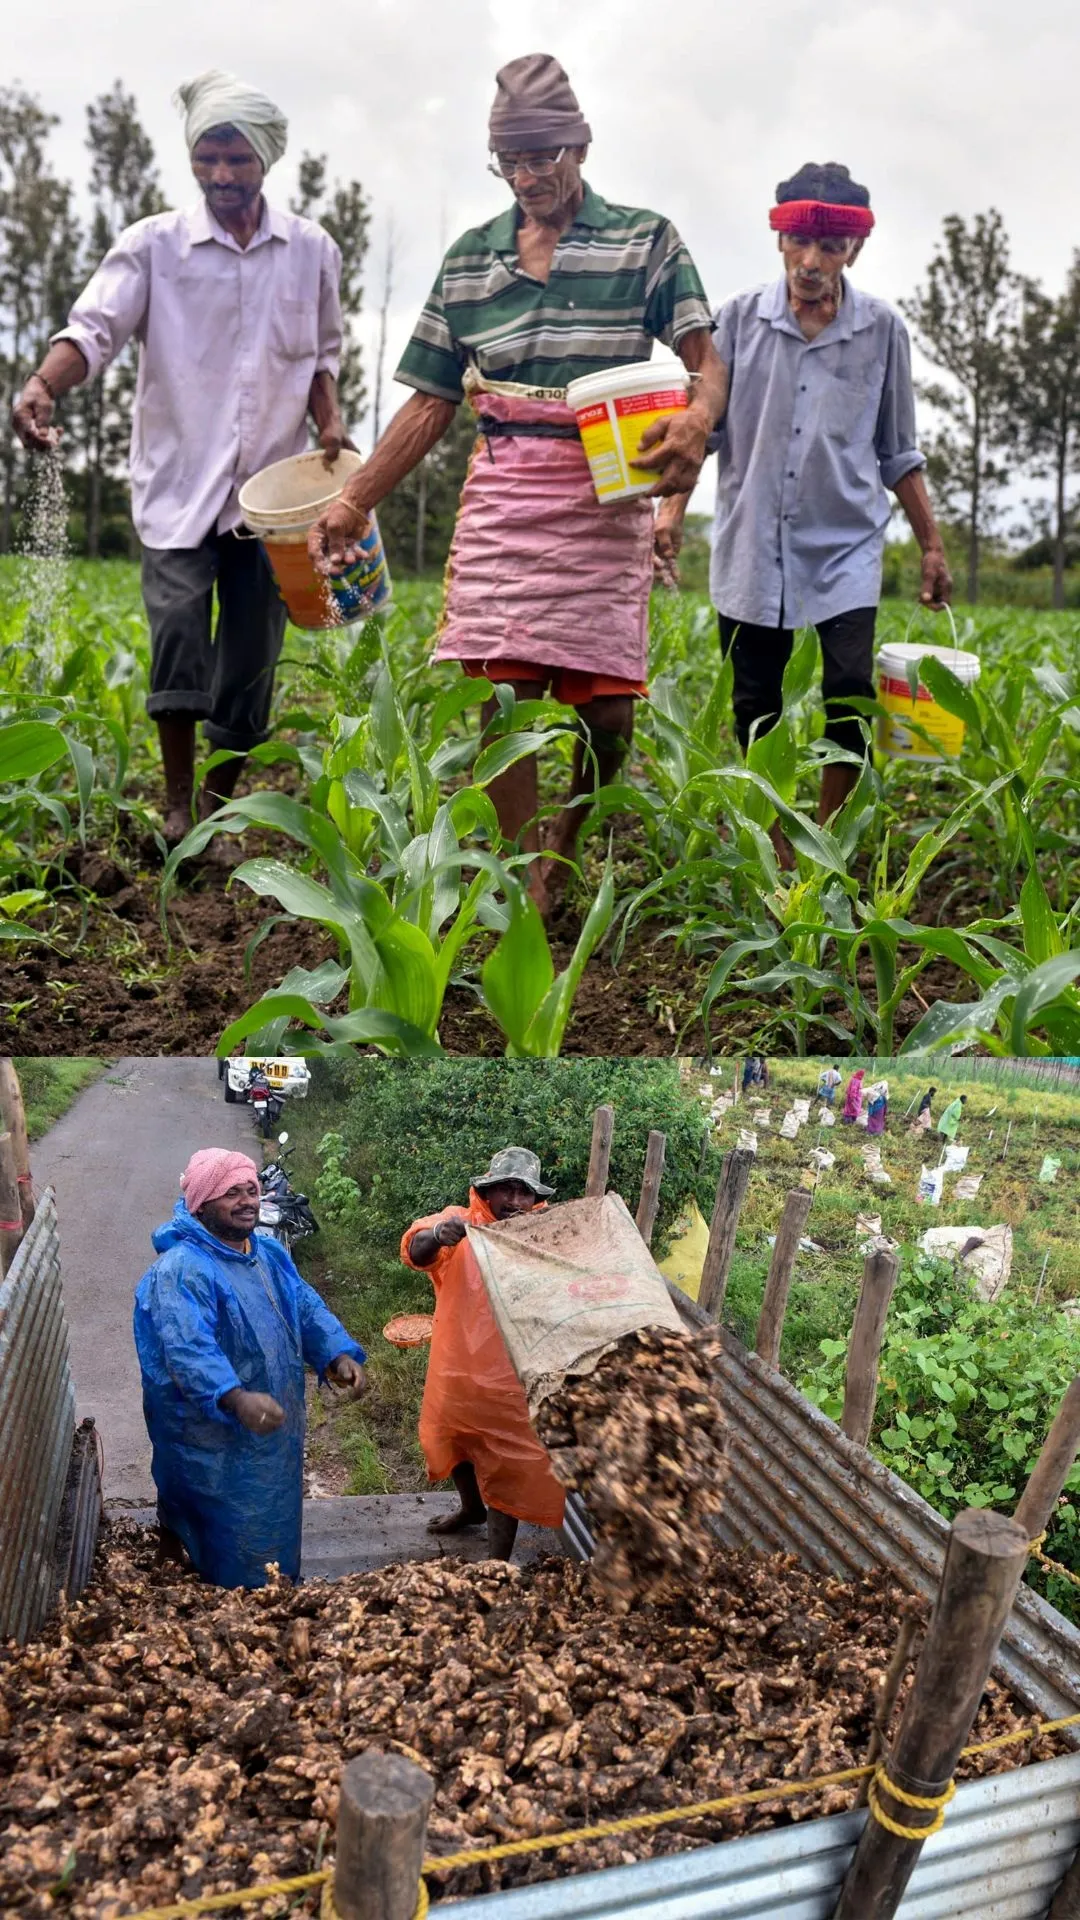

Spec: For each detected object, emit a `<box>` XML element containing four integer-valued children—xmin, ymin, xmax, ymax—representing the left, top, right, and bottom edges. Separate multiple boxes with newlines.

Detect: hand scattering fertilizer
<box><xmin>238</xmin><ymin>449</ymin><xmax>391</xmax><ymax>630</ymax></box>
<box><xmin>566</xmin><ymin>361</ymin><xmax>690</xmax><ymax>503</ymax></box>
<box><xmin>467</xmin><ymin>1193</ymin><xmax>728</xmax><ymax>1609</ymax></box>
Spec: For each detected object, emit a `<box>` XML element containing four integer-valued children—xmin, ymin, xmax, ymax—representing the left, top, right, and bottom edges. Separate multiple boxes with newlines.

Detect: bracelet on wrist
<box><xmin>32</xmin><ymin>371</ymin><xmax>56</xmax><ymax>401</ymax></box>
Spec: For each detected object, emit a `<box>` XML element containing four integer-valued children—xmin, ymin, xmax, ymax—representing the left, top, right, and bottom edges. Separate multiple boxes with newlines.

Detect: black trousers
<box><xmin>718</xmin><ymin>605</ymin><xmax>878</xmax><ymax>759</ymax></box>
<box><xmin>143</xmin><ymin>530</ymin><xmax>288</xmax><ymax>752</ymax></box>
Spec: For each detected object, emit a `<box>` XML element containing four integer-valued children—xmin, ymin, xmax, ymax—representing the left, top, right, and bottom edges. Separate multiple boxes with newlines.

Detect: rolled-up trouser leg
<box><xmin>718</xmin><ymin>613</ymin><xmax>794</xmax><ymax>754</ymax></box>
<box><xmin>143</xmin><ymin>535</ymin><xmax>219</xmax><ymax>724</ymax></box>
<box><xmin>817</xmin><ymin>605</ymin><xmax>878</xmax><ymax>758</ymax></box>
<box><xmin>205</xmin><ymin>532</ymin><xmax>288</xmax><ymax>753</ymax></box>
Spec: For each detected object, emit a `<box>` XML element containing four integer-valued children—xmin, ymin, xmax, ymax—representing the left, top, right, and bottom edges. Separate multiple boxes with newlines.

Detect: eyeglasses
<box><xmin>487</xmin><ymin>148</ymin><xmax>566</xmax><ymax>182</ymax></box>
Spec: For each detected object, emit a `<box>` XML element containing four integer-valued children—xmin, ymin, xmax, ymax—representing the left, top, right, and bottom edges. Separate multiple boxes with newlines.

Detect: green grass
<box><xmin>14</xmin><ymin>1057</ymin><xmax>107</xmax><ymax>1140</ymax></box>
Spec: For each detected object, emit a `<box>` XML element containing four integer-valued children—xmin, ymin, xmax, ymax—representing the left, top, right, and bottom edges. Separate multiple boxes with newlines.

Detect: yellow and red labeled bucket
<box><xmin>876</xmin><ymin>641</ymin><xmax>981</xmax><ymax>761</ymax></box>
<box><xmin>238</xmin><ymin>449</ymin><xmax>392</xmax><ymax>631</ymax></box>
<box><xmin>566</xmin><ymin>361</ymin><xmax>690</xmax><ymax>503</ymax></box>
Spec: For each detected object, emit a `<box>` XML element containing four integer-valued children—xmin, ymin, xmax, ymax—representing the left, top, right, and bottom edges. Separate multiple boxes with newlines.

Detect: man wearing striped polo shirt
<box><xmin>310</xmin><ymin>53</ymin><xmax>723</xmax><ymax>915</ymax></box>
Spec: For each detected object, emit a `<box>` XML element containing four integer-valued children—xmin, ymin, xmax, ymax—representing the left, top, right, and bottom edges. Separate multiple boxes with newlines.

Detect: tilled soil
<box><xmin>1</xmin><ymin>1526</ymin><xmax>1063</xmax><ymax>1918</ymax></box>
<box><xmin>537</xmin><ymin>1328</ymin><xmax>729</xmax><ymax>1611</ymax></box>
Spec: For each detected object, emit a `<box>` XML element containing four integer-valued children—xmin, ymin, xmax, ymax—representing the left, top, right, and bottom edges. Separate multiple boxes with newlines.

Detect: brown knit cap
<box><xmin>488</xmin><ymin>53</ymin><xmax>592</xmax><ymax>150</ymax></box>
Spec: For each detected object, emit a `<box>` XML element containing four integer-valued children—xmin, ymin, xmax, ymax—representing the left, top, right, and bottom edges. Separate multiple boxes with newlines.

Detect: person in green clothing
<box><xmin>308</xmin><ymin>52</ymin><xmax>724</xmax><ymax>915</ymax></box>
<box><xmin>937</xmin><ymin>1093</ymin><xmax>967</xmax><ymax>1141</ymax></box>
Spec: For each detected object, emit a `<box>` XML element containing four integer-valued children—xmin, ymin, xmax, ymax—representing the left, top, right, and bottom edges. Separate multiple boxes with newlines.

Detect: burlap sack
<box><xmin>466</xmin><ymin>1192</ymin><xmax>684</xmax><ymax>1413</ymax></box>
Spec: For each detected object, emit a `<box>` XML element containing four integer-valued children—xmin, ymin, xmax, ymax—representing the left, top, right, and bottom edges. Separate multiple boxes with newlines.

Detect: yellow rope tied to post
<box><xmin>105</xmin><ymin>1711</ymin><xmax>1080</xmax><ymax>1920</ymax></box>
<box><xmin>1030</xmin><ymin>1530</ymin><xmax>1080</xmax><ymax>1593</ymax></box>
<box><xmin>866</xmin><ymin>1768</ymin><xmax>956</xmax><ymax>1840</ymax></box>
<box><xmin>320</xmin><ymin>1879</ymin><xmax>428</xmax><ymax>1920</ymax></box>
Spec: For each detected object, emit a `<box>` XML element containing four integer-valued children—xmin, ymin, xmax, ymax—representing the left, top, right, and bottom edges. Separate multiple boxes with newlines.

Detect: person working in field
<box><xmin>401</xmin><ymin>1147</ymin><xmax>565</xmax><ymax>1558</ymax></box>
<box><xmin>657</xmin><ymin>162</ymin><xmax>953</xmax><ymax>865</ymax></box>
<box><xmin>309</xmin><ymin>52</ymin><xmax>724</xmax><ymax>916</ymax></box>
<box><xmin>912</xmin><ymin>1085</ymin><xmax>937</xmax><ymax>1132</ymax></box>
<box><xmin>134</xmin><ymin>1149</ymin><xmax>367</xmax><ymax>1588</ymax></box>
<box><xmin>12</xmin><ymin>71</ymin><xmax>346</xmax><ymax>849</ymax></box>
<box><xmin>937</xmin><ymin>1092</ymin><xmax>967</xmax><ymax>1141</ymax></box>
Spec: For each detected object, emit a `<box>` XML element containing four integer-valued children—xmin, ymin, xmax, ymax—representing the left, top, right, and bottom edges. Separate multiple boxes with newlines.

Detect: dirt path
<box><xmin>31</xmin><ymin>1056</ymin><xmax>258</xmax><ymax>1505</ymax></box>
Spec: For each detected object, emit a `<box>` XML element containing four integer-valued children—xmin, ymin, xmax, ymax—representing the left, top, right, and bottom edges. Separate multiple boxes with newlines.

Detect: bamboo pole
<box><xmin>755</xmin><ymin>1187</ymin><xmax>812</xmax><ymax>1367</ymax></box>
<box><xmin>334</xmin><ymin>1750</ymin><xmax>434</xmax><ymax>1920</ymax></box>
<box><xmin>698</xmin><ymin>1146</ymin><xmax>754</xmax><ymax>1320</ymax></box>
<box><xmin>0</xmin><ymin>1060</ymin><xmax>32</xmax><ymax>1228</ymax></box>
<box><xmin>635</xmin><ymin>1130</ymin><xmax>666</xmax><ymax>1247</ymax></box>
<box><xmin>859</xmin><ymin>1613</ymin><xmax>918</xmax><ymax>1805</ymax></box>
<box><xmin>0</xmin><ymin>1132</ymin><xmax>24</xmax><ymax>1274</ymax></box>
<box><xmin>841</xmin><ymin>1247</ymin><xmax>900</xmax><ymax>1449</ymax></box>
<box><xmin>833</xmin><ymin>1508</ymin><xmax>1030</xmax><ymax>1920</ymax></box>
<box><xmin>1015</xmin><ymin>1376</ymin><xmax>1080</xmax><ymax>1543</ymax></box>
<box><xmin>585</xmin><ymin>1106</ymin><xmax>614</xmax><ymax>1198</ymax></box>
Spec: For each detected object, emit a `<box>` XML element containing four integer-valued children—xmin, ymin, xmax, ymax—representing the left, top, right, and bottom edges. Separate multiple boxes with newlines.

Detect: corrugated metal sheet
<box><xmin>0</xmin><ymin>1192</ymin><xmax>75</xmax><ymax>1643</ymax></box>
<box><xmin>445</xmin><ymin>1750</ymin><xmax>1080</xmax><ymax>1920</ymax></box>
<box><xmin>50</xmin><ymin>1417</ymin><xmax>103</xmax><ymax>1614</ymax></box>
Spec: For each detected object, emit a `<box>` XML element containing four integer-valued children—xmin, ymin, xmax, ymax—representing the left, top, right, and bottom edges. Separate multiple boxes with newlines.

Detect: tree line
<box><xmin>2</xmin><ymin>84</ymin><xmax>1078</xmax><ymax>598</ymax></box>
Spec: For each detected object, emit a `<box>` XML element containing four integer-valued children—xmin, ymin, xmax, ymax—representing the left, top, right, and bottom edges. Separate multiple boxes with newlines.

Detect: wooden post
<box><xmin>1015</xmin><ymin>1376</ymin><xmax>1080</xmax><ymax>1542</ymax></box>
<box><xmin>841</xmin><ymin>1247</ymin><xmax>900</xmax><ymax>1449</ymax></box>
<box><xmin>698</xmin><ymin>1146</ymin><xmax>754</xmax><ymax>1320</ymax></box>
<box><xmin>833</xmin><ymin>1508</ymin><xmax>1029</xmax><ymax>1920</ymax></box>
<box><xmin>635</xmin><ymin>1130</ymin><xmax>666</xmax><ymax>1247</ymax></box>
<box><xmin>0</xmin><ymin>1132</ymin><xmax>24</xmax><ymax>1274</ymax></box>
<box><xmin>0</xmin><ymin>1060</ymin><xmax>32</xmax><ymax>1228</ymax></box>
<box><xmin>334</xmin><ymin>1749</ymin><xmax>434</xmax><ymax>1920</ymax></box>
<box><xmin>585</xmin><ymin>1105</ymin><xmax>614</xmax><ymax>1198</ymax></box>
<box><xmin>755</xmin><ymin>1187</ymin><xmax>812</xmax><ymax>1367</ymax></box>
<box><xmin>859</xmin><ymin>1614</ymin><xmax>918</xmax><ymax>1804</ymax></box>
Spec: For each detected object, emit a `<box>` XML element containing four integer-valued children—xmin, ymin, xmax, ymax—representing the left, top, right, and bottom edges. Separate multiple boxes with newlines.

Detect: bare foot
<box><xmin>162</xmin><ymin>807</ymin><xmax>195</xmax><ymax>849</ymax></box>
<box><xmin>427</xmin><ymin>1503</ymin><xmax>487</xmax><ymax>1536</ymax></box>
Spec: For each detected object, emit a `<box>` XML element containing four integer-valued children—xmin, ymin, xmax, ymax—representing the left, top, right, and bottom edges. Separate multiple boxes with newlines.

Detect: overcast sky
<box><xmin>9</xmin><ymin>0</ymin><xmax>1080</xmax><ymax>516</ymax></box>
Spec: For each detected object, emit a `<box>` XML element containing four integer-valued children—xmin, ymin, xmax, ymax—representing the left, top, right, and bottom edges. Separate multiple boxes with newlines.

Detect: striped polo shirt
<box><xmin>395</xmin><ymin>182</ymin><xmax>711</xmax><ymax>403</ymax></box>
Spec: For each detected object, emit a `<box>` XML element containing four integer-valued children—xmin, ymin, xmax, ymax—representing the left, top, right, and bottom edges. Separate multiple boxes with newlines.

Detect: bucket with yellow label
<box><xmin>566</xmin><ymin>361</ymin><xmax>690</xmax><ymax>503</ymax></box>
<box><xmin>876</xmin><ymin>641</ymin><xmax>981</xmax><ymax>761</ymax></box>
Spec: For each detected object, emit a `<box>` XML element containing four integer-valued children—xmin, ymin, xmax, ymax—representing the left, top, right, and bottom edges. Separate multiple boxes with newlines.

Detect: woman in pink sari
<box><xmin>841</xmin><ymin>1068</ymin><xmax>865</xmax><ymax>1124</ymax></box>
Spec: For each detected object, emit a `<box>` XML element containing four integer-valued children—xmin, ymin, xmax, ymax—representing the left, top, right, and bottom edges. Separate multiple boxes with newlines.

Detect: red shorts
<box><xmin>462</xmin><ymin>658</ymin><xmax>647</xmax><ymax>707</ymax></box>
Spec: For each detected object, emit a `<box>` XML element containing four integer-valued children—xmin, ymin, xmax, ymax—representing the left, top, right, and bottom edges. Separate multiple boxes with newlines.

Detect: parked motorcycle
<box><xmin>258</xmin><ymin>1133</ymin><xmax>319</xmax><ymax>1251</ymax></box>
<box><xmin>246</xmin><ymin>1065</ymin><xmax>286</xmax><ymax>1140</ymax></box>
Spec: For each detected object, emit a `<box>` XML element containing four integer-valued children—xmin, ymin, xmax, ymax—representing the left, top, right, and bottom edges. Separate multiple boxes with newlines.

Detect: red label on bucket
<box><xmin>881</xmin><ymin>675</ymin><xmax>932</xmax><ymax>702</ymax></box>
<box><xmin>614</xmin><ymin>389</ymin><xmax>688</xmax><ymax>416</ymax></box>
<box><xmin>575</xmin><ymin>402</ymin><xmax>609</xmax><ymax>426</ymax></box>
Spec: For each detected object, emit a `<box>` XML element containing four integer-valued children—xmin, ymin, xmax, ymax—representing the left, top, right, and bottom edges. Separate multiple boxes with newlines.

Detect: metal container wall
<box><xmin>445</xmin><ymin>1750</ymin><xmax>1080</xmax><ymax>1920</ymax></box>
<box><xmin>0</xmin><ymin>1193</ymin><xmax>75</xmax><ymax>1643</ymax></box>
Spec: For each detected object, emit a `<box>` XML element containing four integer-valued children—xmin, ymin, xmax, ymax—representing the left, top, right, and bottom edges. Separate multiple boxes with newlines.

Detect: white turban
<box><xmin>174</xmin><ymin>69</ymin><xmax>288</xmax><ymax>172</ymax></box>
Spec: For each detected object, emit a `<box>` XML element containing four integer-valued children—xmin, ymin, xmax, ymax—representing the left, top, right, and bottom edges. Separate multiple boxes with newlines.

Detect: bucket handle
<box><xmin>902</xmin><ymin>597</ymin><xmax>961</xmax><ymax>664</ymax></box>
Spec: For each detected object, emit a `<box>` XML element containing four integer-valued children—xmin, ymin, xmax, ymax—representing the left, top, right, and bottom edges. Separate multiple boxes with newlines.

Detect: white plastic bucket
<box><xmin>876</xmin><ymin>641</ymin><xmax>981</xmax><ymax>761</ymax></box>
<box><xmin>238</xmin><ymin>449</ymin><xmax>391</xmax><ymax>630</ymax></box>
<box><xmin>566</xmin><ymin>360</ymin><xmax>690</xmax><ymax>504</ymax></box>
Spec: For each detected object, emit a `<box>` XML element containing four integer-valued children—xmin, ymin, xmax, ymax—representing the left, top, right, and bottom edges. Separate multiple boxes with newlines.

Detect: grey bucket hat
<box><xmin>472</xmin><ymin>1146</ymin><xmax>555</xmax><ymax>1198</ymax></box>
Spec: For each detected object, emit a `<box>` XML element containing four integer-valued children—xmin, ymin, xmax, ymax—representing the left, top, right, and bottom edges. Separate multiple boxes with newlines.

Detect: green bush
<box><xmin>309</xmin><ymin>1057</ymin><xmax>722</xmax><ymax>1258</ymax></box>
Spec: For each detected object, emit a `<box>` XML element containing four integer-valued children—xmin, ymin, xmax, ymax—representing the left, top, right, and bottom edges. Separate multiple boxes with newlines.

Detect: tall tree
<box><xmin>292</xmin><ymin>153</ymin><xmax>371</xmax><ymax>430</ymax></box>
<box><xmin>1007</xmin><ymin>257</ymin><xmax>1080</xmax><ymax>609</ymax></box>
<box><xmin>78</xmin><ymin>81</ymin><xmax>166</xmax><ymax>556</ymax></box>
<box><xmin>371</xmin><ymin>213</ymin><xmax>397</xmax><ymax>444</ymax></box>
<box><xmin>0</xmin><ymin>86</ymin><xmax>81</xmax><ymax>551</ymax></box>
<box><xmin>903</xmin><ymin>210</ymin><xmax>1019</xmax><ymax>601</ymax></box>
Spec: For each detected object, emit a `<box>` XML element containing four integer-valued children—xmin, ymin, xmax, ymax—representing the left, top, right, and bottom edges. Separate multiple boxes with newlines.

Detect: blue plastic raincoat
<box><xmin>133</xmin><ymin>1202</ymin><xmax>365</xmax><ymax>1588</ymax></box>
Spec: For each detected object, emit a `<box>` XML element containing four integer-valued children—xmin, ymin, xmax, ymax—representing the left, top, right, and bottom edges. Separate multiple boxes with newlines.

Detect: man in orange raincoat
<box><xmin>401</xmin><ymin>1146</ymin><xmax>565</xmax><ymax>1559</ymax></box>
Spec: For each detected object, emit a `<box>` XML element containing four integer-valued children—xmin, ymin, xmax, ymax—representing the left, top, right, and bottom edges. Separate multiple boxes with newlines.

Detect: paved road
<box><xmin>33</xmin><ymin>1057</ymin><xmax>256</xmax><ymax>1505</ymax></box>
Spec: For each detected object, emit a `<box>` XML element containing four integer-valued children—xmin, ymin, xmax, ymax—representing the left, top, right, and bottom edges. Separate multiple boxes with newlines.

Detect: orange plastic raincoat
<box><xmin>401</xmin><ymin>1190</ymin><xmax>565</xmax><ymax>1529</ymax></box>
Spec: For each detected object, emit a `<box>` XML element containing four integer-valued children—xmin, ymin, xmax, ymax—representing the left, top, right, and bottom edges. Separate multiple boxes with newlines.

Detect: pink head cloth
<box><xmin>181</xmin><ymin>1148</ymin><xmax>260</xmax><ymax>1216</ymax></box>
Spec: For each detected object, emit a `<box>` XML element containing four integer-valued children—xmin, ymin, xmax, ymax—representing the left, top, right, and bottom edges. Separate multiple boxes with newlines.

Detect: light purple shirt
<box><xmin>709</xmin><ymin>277</ymin><xmax>925</xmax><ymax>627</ymax></box>
<box><xmin>54</xmin><ymin>199</ymin><xmax>342</xmax><ymax>550</ymax></box>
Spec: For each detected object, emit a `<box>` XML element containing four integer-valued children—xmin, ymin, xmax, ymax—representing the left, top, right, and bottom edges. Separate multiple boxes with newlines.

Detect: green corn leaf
<box><xmin>64</xmin><ymin>735</ymin><xmax>95</xmax><ymax>846</ymax></box>
<box><xmin>472</xmin><ymin>730</ymin><xmax>562</xmax><ymax>787</ymax></box>
<box><xmin>1008</xmin><ymin>951</ymin><xmax>1080</xmax><ymax>1055</ymax></box>
<box><xmin>0</xmin><ymin>721</ymin><xmax>68</xmax><ymax>782</ymax></box>
<box><xmin>215</xmin><ymin>994</ymin><xmax>442</xmax><ymax>1058</ymax></box>
<box><xmin>1019</xmin><ymin>864</ymin><xmax>1066</xmax><ymax>966</ymax></box>
<box><xmin>428</xmin><ymin>675</ymin><xmax>492</xmax><ymax>746</ymax></box>
<box><xmin>481</xmin><ymin>882</ymin><xmax>556</xmax><ymax>1052</ymax></box>
<box><xmin>917</xmin><ymin>655</ymin><xmax>982</xmax><ymax>733</ymax></box>
<box><xmin>781</xmin><ymin>626</ymin><xmax>819</xmax><ymax>704</ymax></box>
<box><xmin>523</xmin><ymin>848</ymin><xmax>616</xmax><ymax>1057</ymax></box>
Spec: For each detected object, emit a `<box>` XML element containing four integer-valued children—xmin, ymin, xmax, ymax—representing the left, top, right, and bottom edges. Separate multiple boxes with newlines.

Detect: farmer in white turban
<box><xmin>13</xmin><ymin>71</ymin><xmax>346</xmax><ymax>848</ymax></box>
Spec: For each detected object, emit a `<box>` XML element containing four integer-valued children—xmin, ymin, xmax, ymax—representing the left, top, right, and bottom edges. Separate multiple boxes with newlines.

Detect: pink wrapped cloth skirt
<box><xmin>434</xmin><ymin>390</ymin><xmax>654</xmax><ymax>686</ymax></box>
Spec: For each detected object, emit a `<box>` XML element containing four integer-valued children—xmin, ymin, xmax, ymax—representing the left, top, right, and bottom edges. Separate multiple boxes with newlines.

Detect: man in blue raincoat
<box><xmin>134</xmin><ymin>1147</ymin><xmax>367</xmax><ymax>1588</ymax></box>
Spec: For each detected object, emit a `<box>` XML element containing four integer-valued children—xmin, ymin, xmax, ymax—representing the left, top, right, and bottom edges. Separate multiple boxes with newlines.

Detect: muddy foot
<box><xmin>427</xmin><ymin>1504</ymin><xmax>487</xmax><ymax>1535</ymax></box>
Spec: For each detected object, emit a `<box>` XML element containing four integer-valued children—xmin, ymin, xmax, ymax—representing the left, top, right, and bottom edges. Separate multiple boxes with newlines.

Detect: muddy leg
<box><xmin>427</xmin><ymin>1461</ymin><xmax>488</xmax><ymax>1535</ymax></box>
<box><xmin>487</xmin><ymin>1508</ymin><xmax>520</xmax><ymax>1560</ymax></box>
<box><xmin>539</xmin><ymin>695</ymin><xmax>635</xmax><ymax>914</ymax></box>
<box><xmin>157</xmin><ymin>716</ymin><xmax>197</xmax><ymax>847</ymax></box>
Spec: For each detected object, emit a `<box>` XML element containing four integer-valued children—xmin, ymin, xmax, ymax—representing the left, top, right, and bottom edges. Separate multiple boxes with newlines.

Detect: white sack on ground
<box><xmin>467</xmin><ymin>1193</ymin><xmax>683</xmax><ymax>1413</ymax></box>
<box><xmin>920</xmin><ymin>1224</ymin><xmax>1013</xmax><ymax>1302</ymax></box>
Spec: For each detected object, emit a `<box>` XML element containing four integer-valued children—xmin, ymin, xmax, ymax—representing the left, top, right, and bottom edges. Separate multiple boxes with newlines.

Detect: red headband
<box><xmin>769</xmin><ymin>200</ymin><xmax>875</xmax><ymax>237</ymax></box>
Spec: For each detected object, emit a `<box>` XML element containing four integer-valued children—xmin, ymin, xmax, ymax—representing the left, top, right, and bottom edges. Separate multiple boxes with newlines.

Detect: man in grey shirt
<box><xmin>658</xmin><ymin>161</ymin><xmax>952</xmax><ymax>858</ymax></box>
